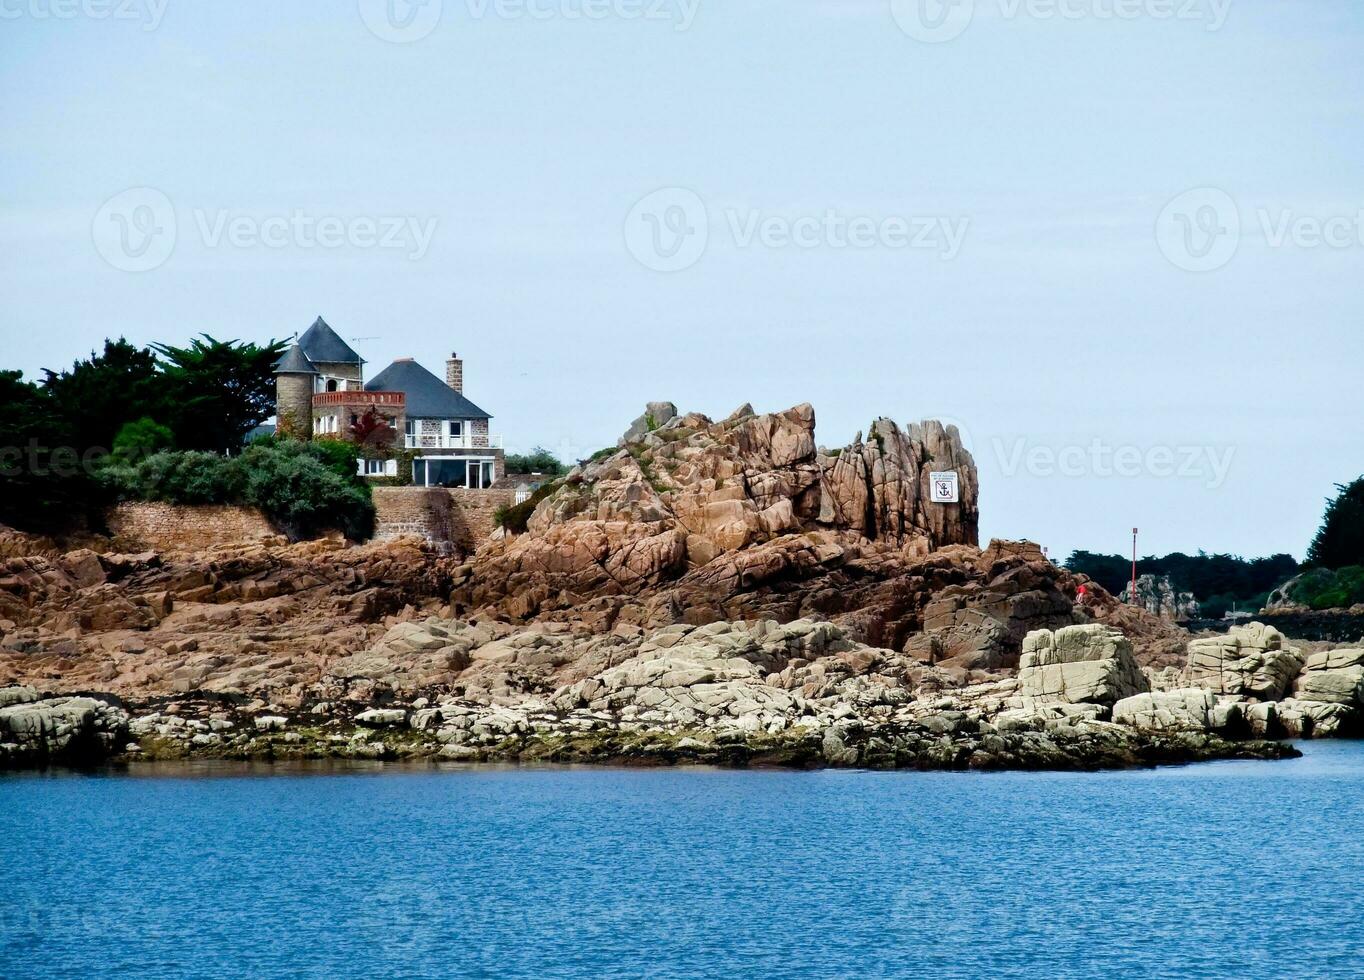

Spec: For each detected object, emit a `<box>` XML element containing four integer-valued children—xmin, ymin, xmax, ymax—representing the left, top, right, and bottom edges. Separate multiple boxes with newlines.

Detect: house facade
<box><xmin>273</xmin><ymin>316</ymin><xmax>504</xmax><ymax>488</ymax></box>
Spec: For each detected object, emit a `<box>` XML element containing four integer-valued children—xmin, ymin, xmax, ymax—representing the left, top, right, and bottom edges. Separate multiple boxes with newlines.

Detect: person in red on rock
<box><xmin>1075</xmin><ymin>584</ymin><xmax>1089</xmax><ymax>606</ymax></box>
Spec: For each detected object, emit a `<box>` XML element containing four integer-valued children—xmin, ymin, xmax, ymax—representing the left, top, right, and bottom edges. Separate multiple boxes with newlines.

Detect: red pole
<box><xmin>1131</xmin><ymin>527</ymin><xmax>1139</xmax><ymax>604</ymax></box>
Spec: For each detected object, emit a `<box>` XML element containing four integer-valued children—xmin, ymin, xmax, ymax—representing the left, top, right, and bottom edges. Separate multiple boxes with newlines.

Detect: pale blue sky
<box><xmin>2</xmin><ymin>0</ymin><xmax>1361</xmax><ymax>560</ymax></box>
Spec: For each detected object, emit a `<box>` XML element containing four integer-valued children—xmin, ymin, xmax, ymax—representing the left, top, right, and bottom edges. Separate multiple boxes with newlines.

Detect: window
<box><xmin>326</xmin><ymin>379</ymin><xmax>339</xmax><ymax>392</ymax></box>
<box><xmin>362</xmin><ymin>459</ymin><xmax>388</xmax><ymax>476</ymax></box>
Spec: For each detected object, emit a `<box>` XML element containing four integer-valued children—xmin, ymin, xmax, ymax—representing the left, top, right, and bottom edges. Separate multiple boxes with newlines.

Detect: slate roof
<box><xmin>297</xmin><ymin>316</ymin><xmax>363</xmax><ymax>365</ymax></box>
<box><xmin>273</xmin><ymin>344</ymin><xmax>318</xmax><ymax>375</ymax></box>
<box><xmin>366</xmin><ymin>359</ymin><xmax>492</xmax><ymax>420</ymax></box>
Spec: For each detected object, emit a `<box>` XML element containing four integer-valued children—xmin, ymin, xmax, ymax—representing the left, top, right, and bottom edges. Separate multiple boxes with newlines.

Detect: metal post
<box><xmin>1131</xmin><ymin>527</ymin><xmax>1139</xmax><ymax>604</ymax></box>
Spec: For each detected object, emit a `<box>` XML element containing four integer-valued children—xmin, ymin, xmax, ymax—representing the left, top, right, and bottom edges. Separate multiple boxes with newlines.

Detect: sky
<box><xmin>2</xmin><ymin>0</ymin><xmax>1361</xmax><ymax>562</ymax></box>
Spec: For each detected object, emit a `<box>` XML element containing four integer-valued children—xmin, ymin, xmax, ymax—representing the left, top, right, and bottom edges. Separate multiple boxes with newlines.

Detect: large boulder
<box><xmin>1112</xmin><ymin>688</ymin><xmax>1242</xmax><ymax>733</ymax></box>
<box><xmin>1281</xmin><ymin>647</ymin><xmax>1364</xmax><ymax>736</ymax></box>
<box><xmin>1017</xmin><ymin>624</ymin><xmax>1148</xmax><ymax>707</ymax></box>
<box><xmin>1185</xmin><ymin>622</ymin><xmax>1303</xmax><ymax>700</ymax></box>
<box><xmin>1275</xmin><ymin>698</ymin><xmax>1358</xmax><ymax>738</ymax></box>
<box><xmin>915</xmin><ymin>540</ymin><xmax>1080</xmax><ymax>669</ymax></box>
<box><xmin>0</xmin><ymin>690</ymin><xmax>129</xmax><ymax>766</ymax></box>
<box><xmin>618</xmin><ymin>401</ymin><xmax>680</xmax><ymax>447</ymax></box>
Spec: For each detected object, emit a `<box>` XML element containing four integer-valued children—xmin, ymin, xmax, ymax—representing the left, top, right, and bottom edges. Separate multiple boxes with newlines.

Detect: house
<box><xmin>273</xmin><ymin>316</ymin><xmax>504</xmax><ymax>488</ymax></box>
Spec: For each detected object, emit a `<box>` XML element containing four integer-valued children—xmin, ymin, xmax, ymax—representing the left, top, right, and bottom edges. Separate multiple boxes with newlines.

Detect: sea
<box><xmin>3</xmin><ymin>740</ymin><xmax>1363</xmax><ymax>978</ymax></box>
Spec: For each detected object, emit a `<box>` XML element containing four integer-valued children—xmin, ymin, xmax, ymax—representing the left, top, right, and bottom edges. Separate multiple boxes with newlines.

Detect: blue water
<box><xmin>4</xmin><ymin>743</ymin><xmax>1364</xmax><ymax>979</ymax></box>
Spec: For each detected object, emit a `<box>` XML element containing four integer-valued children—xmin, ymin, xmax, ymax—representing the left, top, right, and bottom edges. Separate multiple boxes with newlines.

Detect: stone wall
<box><xmin>106</xmin><ymin>503</ymin><xmax>281</xmax><ymax>553</ymax></box>
<box><xmin>372</xmin><ymin>487</ymin><xmax>517</xmax><ymax>552</ymax></box>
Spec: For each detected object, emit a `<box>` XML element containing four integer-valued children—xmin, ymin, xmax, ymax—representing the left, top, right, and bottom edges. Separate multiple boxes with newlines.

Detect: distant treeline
<box><xmin>1064</xmin><ymin>550</ymin><xmax>1300</xmax><ymax>618</ymax></box>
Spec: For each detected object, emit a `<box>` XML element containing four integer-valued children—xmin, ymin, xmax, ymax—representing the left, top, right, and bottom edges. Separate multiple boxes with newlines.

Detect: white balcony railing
<box><xmin>404</xmin><ymin>433</ymin><xmax>503</xmax><ymax>450</ymax></box>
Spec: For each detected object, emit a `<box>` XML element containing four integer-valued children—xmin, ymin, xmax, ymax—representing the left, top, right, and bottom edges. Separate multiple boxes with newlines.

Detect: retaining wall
<box><xmin>372</xmin><ymin>487</ymin><xmax>516</xmax><ymax>552</ymax></box>
<box><xmin>105</xmin><ymin>503</ymin><xmax>281</xmax><ymax>553</ymax></box>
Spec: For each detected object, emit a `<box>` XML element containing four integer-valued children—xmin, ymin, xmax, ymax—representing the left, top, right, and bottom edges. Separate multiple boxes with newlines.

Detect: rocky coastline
<box><xmin>2</xmin><ymin>403</ymin><xmax>1357</xmax><ymax>773</ymax></box>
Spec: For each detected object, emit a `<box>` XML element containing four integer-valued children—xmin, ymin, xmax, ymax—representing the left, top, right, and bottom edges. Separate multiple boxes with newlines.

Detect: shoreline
<box><xmin>3</xmin><ymin>697</ymin><xmax>1299</xmax><ymax>773</ymax></box>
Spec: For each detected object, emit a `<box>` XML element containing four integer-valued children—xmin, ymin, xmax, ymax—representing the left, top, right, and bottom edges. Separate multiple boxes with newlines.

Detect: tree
<box><xmin>41</xmin><ymin>339</ymin><xmax>165</xmax><ymax>452</ymax></box>
<box><xmin>0</xmin><ymin>370</ymin><xmax>94</xmax><ymax>531</ymax></box>
<box><xmin>505</xmin><ymin>445</ymin><xmax>566</xmax><ymax>475</ymax></box>
<box><xmin>112</xmin><ymin>417</ymin><xmax>175</xmax><ymax>463</ymax></box>
<box><xmin>1306</xmin><ymin>476</ymin><xmax>1364</xmax><ymax>570</ymax></box>
<box><xmin>154</xmin><ymin>335</ymin><xmax>287</xmax><ymax>453</ymax></box>
<box><xmin>1064</xmin><ymin>548</ymin><xmax>1299</xmax><ymax>610</ymax></box>
<box><xmin>349</xmin><ymin>406</ymin><xmax>397</xmax><ymax>450</ymax></box>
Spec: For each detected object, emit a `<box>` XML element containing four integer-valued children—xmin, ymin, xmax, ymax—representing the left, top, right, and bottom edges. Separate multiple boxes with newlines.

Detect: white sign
<box><xmin>930</xmin><ymin>471</ymin><xmax>959</xmax><ymax>504</ymax></box>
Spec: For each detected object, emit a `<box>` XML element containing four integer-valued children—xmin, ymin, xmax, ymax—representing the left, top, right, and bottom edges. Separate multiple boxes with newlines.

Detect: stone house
<box><xmin>273</xmin><ymin>316</ymin><xmax>504</xmax><ymax>488</ymax></box>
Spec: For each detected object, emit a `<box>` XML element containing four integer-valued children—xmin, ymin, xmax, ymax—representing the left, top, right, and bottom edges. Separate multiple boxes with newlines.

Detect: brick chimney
<box><xmin>445</xmin><ymin>352</ymin><xmax>463</xmax><ymax>393</ymax></box>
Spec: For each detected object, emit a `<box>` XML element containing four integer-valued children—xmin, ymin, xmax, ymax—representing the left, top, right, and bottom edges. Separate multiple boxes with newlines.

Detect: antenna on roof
<box><xmin>350</xmin><ymin>336</ymin><xmax>379</xmax><ymax>341</ymax></box>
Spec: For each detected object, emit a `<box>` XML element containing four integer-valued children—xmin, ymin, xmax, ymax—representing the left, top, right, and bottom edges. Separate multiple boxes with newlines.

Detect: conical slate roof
<box><xmin>366</xmin><ymin>359</ymin><xmax>491</xmax><ymax>420</ymax></box>
<box><xmin>273</xmin><ymin>344</ymin><xmax>318</xmax><ymax>375</ymax></box>
<box><xmin>297</xmin><ymin>316</ymin><xmax>363</xmax><ymax>365</ymax></box>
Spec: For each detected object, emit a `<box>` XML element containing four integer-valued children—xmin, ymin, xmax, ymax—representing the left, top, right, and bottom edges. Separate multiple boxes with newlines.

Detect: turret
<box><xmin>273</xmin><ymin>343</ymin><xmax>318</xmax><ymax>437</ymax></box>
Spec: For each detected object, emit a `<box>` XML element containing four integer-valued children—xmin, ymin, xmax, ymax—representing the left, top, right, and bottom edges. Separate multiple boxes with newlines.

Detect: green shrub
<box><xmin>1289</xmin><ymin>566</ymin><xmax>1364</xmax><ymax>611</ymax></box>
<box><xmin>306</xmin><ymin>438</ymin><xmax>363</xmax><ymax>481</ymax></box>
<box><xmin>96</xmin><ymin>441</ymin><xmax>374</xmax><ymax>541</ymax></box>
<box><xmin>238</xmin><ymin>441</ymin><xmax>373</xmax><ymax>540</ymax></box>
<box><xmin>112</xmin><ymin>417</ymin><xmax>175</xmax><ymax>463</ymax></box>
<box><xmin>494</xmin><ymin>481</ymin><xmax>560</xmax><ymax>535</ymax></box>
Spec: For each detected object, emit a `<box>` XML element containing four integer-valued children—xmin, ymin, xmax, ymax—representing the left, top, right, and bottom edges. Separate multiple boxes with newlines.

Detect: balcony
<box><xmin>404</xmin><ymin>433</ymin><xmax>503</xmax><ymax>451</ymax></box>
<box><xmin>313</xmin><ymin>390</ymin><xmax>405</xmax><ymax>408</ymax></box>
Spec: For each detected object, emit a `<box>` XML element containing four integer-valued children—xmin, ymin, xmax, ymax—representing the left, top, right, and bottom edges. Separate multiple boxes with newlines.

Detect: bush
<box><xmin>1289</xmin><ymin>566</ymin><xmax>1364</xmax><ymax>611</ymax></box>
<box><xmin>238</xmin><ymin>441</ymin><xmax>374</xmax><ymax>541</ymax></box>
<box><xmin>305</xmin><ymin>438</ymin><xmax>363</xmax><ymax>481</ymax></box>
<box><xmin>493</xmin><ymin>481</ymin><xmax>560</xmax><ymax>535</ymax></box>
<box><xmin>111</xmin><ymin>417</ymin><xmax>175</xmax><ymax>463</ymax></box>
<box><xmin>97</xmin><ymin>441</ymin><xmax>374</xmax><ymax>541</ymax></box>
